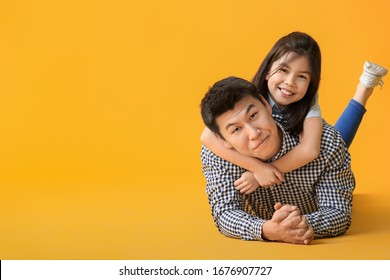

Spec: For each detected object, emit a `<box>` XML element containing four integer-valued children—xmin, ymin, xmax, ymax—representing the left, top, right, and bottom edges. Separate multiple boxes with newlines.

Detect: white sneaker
<box><xmin>359</xmin><ymin>61</ymin><xmax>388</xmax><ymax>88</ymax></box>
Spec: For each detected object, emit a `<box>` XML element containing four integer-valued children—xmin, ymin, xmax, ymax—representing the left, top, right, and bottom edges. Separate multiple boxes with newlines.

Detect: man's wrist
<box><xmin>260</xmin><ymin>220</ymin><xmax>273</xmax><ymax>241</ymax></box>
<box><xmin>256</xmin><ymin>220</ymin><xmax>267</xmax><ymax>241</ymax></box>
<box><xmin>259</xmin><ymin>221</ymin><xmax>271</xmax><ymax>241</ymax></box>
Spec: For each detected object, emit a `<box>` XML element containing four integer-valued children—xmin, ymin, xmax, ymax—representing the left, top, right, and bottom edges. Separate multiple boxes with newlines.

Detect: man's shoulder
<box><xmin>319</xmin><ymin>120</ymin><xmax>352</xmax><ymax>167</ymax></box>
<box><xmin>201</xmin><ymin>145</ymin><xmax>243</xmax><ymax>171</ymax></box>
<box><xmin>201</xmin><ymin>145</ymin><xmax>232</xmax><ymax>165</ymax></box>
<box><xmin>321</xmin><ymin>120</ymin><xmax>346</xmax><ymax>150</ymax></box>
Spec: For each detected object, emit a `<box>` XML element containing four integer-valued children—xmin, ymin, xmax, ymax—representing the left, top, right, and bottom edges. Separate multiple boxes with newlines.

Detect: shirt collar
<box><xmin>267</xmin><ymin>95</ymin><xmax>285</xmax><ymax>113</ymax></box>
<box><xmin>268</xmin><ymin>121</ymin><xmax>297</xmax><ymax>162</ymax></box>
<box><xmin>266</xmin><ymin>94</ymin><xmax>276</xmax><ymax>108</ymax></box>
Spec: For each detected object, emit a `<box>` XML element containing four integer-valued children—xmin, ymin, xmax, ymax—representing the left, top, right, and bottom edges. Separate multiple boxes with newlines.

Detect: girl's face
<box><xmin>266</xmin><ymin>53</ymin><xmax>311</xmax><ymax>107</ymax></box>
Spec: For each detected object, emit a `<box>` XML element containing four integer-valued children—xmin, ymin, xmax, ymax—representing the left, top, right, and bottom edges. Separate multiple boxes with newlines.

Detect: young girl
<box><xmin>201</xmin><ymin>31</ymin><xmax>387</xmax><ymax>194</ymax></box>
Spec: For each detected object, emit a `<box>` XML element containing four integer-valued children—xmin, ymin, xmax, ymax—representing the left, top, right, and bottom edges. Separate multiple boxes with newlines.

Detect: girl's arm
<box><xmin>200</xmin><ymin>127</ymin><xmax>264</xmax><ymax>172</ymax></box>
<box><xmin>200</xmin><ymin>127</ymin><xmax>284</xmax><ymax>191</ymax></box>
<box><xmin>271</xmin><ymin>117</ymin><xmax>322</xmax><ymax>173</ymax></box>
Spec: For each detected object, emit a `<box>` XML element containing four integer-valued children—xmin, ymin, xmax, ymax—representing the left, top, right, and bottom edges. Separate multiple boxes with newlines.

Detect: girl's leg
<box><xmin>334</xmin><ymin>61</ymin><xmax>387</xmax><ymax>147</ymax></box>
<box><xmin>334</xmin><ymin>97</ymin><xmax>366</xmax><ymax>148</ymax></box>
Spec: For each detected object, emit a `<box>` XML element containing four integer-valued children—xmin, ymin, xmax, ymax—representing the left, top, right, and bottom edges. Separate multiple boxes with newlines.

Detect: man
<box><xmin>200</xmin><ymin>76</ymin><xmax>355</xmax><ymax>244</ymax></box>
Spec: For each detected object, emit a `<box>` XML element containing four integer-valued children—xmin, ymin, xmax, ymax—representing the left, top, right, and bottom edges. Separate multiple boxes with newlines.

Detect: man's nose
<box><xmin>247</xmin><ymin>125</ymin><xmax>260</xmax><ymax>140</ymax></box>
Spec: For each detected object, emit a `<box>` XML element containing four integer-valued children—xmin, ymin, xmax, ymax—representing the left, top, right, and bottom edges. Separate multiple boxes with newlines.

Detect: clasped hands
<box><xmin>262</xmin><ymin>202</ymin><xmax>314</xmax><ymax>245</ymax></box>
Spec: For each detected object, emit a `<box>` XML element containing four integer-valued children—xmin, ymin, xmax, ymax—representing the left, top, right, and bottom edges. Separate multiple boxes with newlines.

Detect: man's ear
<box><xmin>259</xmin><ymin>95</ymin><xmax>272</xmax><ymax>114</ymax></box>
<box><xmin>216</xmin><ymin>134</ymin><xmax>233</xmax><ymax>149</ymax></box>
<box><xmin>222</xmin><ymin>140</ymin><xmax>233</xmax><ymax>149</ymax></box>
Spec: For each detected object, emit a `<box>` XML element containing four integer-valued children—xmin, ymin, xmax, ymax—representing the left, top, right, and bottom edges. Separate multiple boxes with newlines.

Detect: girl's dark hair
<box><xmin>252</xmin><ymin>31</ymin><xmax>321</xmax><ymax>135</ymax></box>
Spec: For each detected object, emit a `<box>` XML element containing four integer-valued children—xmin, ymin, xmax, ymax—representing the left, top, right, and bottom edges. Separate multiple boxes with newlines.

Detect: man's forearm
<box><xmin>304</xmin><ymin>209</ymin><xmax>352</xmax><ymax>238</ymax></box>
<box><xmin>213</xmin><ymin>210</ymin><xmax>265</xmax><ymax>241</ymax></box>
<box><xmin>309</xmin><ymin>167</ymin><xmax>354</xmax><ymax>238</ymax></box>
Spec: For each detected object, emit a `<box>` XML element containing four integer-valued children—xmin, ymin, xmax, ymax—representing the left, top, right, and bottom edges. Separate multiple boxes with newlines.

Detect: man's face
<box><xmin>216</xmin><ymin>95</ymin><xmax>281</xmax><ymax>161</ymax></box>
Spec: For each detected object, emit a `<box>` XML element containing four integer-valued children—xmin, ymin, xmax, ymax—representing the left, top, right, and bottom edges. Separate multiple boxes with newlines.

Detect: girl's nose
<box><xmin>284</xmin><ymin>75</ymin><xmax>296</xmax><ymax>87</ymax></box>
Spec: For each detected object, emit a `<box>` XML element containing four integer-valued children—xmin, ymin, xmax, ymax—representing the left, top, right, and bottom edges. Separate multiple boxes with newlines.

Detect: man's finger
<box><xmin>274</xmin><ymin>202</ymin><xmax>283</xmax><ymax>210</ymax></box>
<box><xmin>277</xmin><ymin>204</ymin><xmax>298</xmax><ymax>213</ymax></box>
<box><xmin>285</xmin><ymin>214</ymin><xmax>303</xmax><ymax>227</ymax></box>
<box><xmin>302</xmin><ymin>225</ymin><xmax>314</xmax><ymax>244</ymax></box>
<box><xmin>272</xmin><ymin>210</ymin><xmax>290</xmax><ymax>222</ymax></box>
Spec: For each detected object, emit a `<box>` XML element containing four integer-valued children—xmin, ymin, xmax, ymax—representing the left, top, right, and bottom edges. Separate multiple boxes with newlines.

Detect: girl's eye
<box><xmin>298</xmin><ymin>75</ymin><xmax>308</xmax><ymax>80</ymax></box>
<box><xmin>278</xmin><ymin>68</ymin><xmax>288</xmax><ymax>73</ymax></box>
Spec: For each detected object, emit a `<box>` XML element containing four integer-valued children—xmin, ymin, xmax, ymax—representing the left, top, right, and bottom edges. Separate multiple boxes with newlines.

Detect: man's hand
<box><xmin>261</xmin><ymin>203</ymin><xmax>314</xmax><ymax>244</ymax></box>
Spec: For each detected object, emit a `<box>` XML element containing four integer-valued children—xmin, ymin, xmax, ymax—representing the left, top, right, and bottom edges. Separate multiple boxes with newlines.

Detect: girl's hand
<box><xmin>253</xmin><ymin>163</ymin><xmax>284</xmax><ymax>188</ymax></box>
<box><xmin>234</xmin><ymin>171</ymin><xmax>260</xmax><ymax>194</ymax></box>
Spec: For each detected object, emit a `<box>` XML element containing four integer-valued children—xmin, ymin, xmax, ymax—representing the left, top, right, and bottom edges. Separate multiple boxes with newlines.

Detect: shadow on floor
<box><xmin>347</xmin><ymin>193</ymin><xmax>390</xmax><ymax>235</ymax></box>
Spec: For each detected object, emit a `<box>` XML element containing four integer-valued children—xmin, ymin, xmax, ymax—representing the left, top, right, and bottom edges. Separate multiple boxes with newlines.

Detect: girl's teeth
<box><xmin>280</xmin><ymin>88</ymin><xmax>293</xmax><ymax>96</ymax></box>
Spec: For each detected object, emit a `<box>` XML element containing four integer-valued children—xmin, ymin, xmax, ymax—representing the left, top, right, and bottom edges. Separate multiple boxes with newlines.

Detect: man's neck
<box><xmin>266</xmin><ymin>123</ymin><xmax>285</xmax><ymax>162</ymax></box>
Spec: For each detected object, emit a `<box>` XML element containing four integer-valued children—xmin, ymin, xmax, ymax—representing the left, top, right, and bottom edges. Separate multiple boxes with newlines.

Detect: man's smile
<box><xmin>252</xmin><ymin>135</ymin><xmax>269</xmax><ymax>150</ymax></box>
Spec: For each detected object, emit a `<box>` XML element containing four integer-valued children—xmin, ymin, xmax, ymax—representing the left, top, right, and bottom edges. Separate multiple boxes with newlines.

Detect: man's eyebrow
<box><xmin>225</xmin><ymin>104</ymin><xmax>256</xmax><ymax>131</ymax></box>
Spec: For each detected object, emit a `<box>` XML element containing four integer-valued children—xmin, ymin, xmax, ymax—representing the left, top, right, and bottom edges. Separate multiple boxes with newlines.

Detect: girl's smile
<box><xmin>266</xmin><ymin>53</ymin><xmax>311</xmax><ymax>107</ymax></box>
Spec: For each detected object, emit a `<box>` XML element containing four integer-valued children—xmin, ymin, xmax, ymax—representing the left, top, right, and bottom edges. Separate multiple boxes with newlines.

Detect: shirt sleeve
<box><xmin>201</xmin><ymin>146</ymin><xmax>265</xmax><ymax>241</ymax></box>
<box><xmin>304</xmin><ymin>129</ymin><xmax>355</xmax><ymax>238</ymax></box>
<box><xmin>306</xmin><ymin>93</ymin><xmax>322</xmax><ymax>118</ymax></box>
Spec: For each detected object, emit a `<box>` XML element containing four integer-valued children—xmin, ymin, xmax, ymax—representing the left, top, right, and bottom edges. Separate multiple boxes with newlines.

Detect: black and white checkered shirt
<box><xmin>201</xmin><ymin>117</ymin><xmax>355</xmax><ymax>241</ymax></box>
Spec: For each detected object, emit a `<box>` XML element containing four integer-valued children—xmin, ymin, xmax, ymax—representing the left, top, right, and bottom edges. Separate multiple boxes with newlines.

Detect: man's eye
<box><xmin>250</xmin><ymin>112</ymin><xmax>257</xmax><ymax>120</ymax></box>
<box><xmin>232</xmin><ymin>127</ymin><xmax>240</xmax><ymax>134</ymax></box>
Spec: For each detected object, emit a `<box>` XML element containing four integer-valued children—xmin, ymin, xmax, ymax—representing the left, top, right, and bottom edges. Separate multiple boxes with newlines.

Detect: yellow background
<box><xmin>0</xmin><ymin>0</ymin><xmax>389</xmax><ymax>259</ymax></box>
